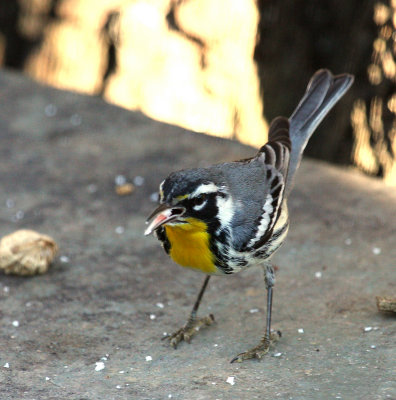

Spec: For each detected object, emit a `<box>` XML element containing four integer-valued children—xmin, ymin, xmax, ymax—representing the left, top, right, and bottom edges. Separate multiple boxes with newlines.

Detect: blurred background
<box><xmin>0</xmin><ymin>0</ymin><xmax>395</xmax><ymax>185</ymax></box>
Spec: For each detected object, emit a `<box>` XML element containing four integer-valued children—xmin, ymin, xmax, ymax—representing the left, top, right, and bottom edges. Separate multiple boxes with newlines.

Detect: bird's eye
<box><xmin>192</xmin><ymin>194</ymin><xmax>206</xmax><ymax>207</ymax></box>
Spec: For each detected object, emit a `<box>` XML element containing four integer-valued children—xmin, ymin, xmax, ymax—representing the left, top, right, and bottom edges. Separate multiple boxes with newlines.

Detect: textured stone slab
<box><xmin>0</xmin><ymin>70</ymin><xmax>394</xmax><ymax>400</ymax></box>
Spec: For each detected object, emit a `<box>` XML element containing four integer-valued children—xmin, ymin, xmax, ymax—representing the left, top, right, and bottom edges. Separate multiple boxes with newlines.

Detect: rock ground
<box><xmin>0</xmin><ymin>69</ymin><xmax>394</xmax><ymax>400</ymax></box>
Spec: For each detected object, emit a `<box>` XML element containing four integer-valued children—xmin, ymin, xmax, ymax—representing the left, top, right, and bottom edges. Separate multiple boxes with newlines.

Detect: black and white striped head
<box><xmin>144</xmin><ymin>168</ymin><xmax>233</xmax><ymax>235</ymax></box>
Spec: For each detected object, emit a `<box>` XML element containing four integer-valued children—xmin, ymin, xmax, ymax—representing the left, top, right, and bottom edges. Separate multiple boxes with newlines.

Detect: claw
<box><xmin>230</xmin><ymin>330</ymin><xmax>281</xmax><ymax>363</ymax></box>
<box><xmin>162</xmin><ymin>314</ymin><xmax>215</xmax><ymax>349</ymax></box>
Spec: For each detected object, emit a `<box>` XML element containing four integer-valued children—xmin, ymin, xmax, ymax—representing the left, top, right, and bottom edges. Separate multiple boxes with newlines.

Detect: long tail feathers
<box><xmin>285</xmin><ymin>69</ymin><xmax>354</xmax><ymax>197</ymax></box>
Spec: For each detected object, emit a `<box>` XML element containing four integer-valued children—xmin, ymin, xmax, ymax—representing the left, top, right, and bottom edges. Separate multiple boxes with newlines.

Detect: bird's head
<box><xmin>144</xmin><ymin>168</ymin><xmax>230</xmax><ymax>235</ymax></box>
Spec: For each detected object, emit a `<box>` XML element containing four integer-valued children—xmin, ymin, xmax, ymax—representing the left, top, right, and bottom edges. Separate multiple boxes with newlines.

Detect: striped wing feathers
<box><xmin>245</xmin><ymin>117</ymin><xmax>291</xmax><ymax>250</ymax></box>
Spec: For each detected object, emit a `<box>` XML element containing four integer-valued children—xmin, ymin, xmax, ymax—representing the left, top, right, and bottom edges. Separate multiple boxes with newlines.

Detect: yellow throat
<box><xmin>165</xmin><ymin>218</ymin><xmax>216</xmax><ymax>274</ymax></box>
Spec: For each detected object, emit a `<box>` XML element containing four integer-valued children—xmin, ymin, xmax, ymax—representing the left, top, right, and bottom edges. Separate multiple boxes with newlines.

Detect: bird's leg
<box><xmin>162</xmin><ymin>275</ymin><xmax>214</xmax><ymax>348</ymax></box>
<box><xmin>231</xmin><ymin>263</ymin><xmax>281</xmax><ymax>363</ymax></box>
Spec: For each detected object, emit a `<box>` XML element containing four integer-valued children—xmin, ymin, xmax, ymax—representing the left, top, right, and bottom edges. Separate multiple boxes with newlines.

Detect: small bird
<box><xmin>145</xmin><ymin>69</ymin><xmax>353</xmax><ymax>362</ymax></box>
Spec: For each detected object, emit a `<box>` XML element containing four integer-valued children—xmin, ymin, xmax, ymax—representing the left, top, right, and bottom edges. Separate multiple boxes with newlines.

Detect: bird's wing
<box><xmin>231</xmin><ymin>117</ymin><xmax>291</xmax><ymax>251</ymax></box>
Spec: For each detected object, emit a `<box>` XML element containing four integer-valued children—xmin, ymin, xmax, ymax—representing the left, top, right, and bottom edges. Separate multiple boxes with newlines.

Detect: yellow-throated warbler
<box><xmin>145</xmin><ymin>70</ymin><xmax>354</xmax><ymax>362</ymax></box>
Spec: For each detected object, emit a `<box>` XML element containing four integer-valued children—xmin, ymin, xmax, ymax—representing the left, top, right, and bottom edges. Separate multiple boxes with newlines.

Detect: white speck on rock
<box><xmin>133</xmin><ymin>176</ymin><xmax>145</xmax><ymax>186</ymax></box>
<box><xmin>60</xmin><ymin>255</ymin><xmax>70</xmax><ymax>263</ymax></box>
<box><xmin>156</xmin><ymin>302</ymin><xmax>164</xmax><ymax>309</ymax></box>
<box><xmin>95</xmin><ymin>362</ymin><xmax>105</xmax><ymax>371</ymax></box>
<box><xmin>45</xmin><ymin>377</ymin><xmax>50</xmax><ymax>381</ymax></box>
<box><xmin>3</xmin><ymin>286</ymin><xmax>9</xmax><ymax>293</ymax></box>
<box><xmin>273</xmin><ymin>352</ymin><xmax>282</xmax><ymax>357</ymax></box>
<box><xmin>44</xmin><ymin>104</ymin><xmax>57</xmax><ymax>117</ymax></box>
<box><xmin>15</xmin><ymin>210</ymin><xmax>25</xmax><ymax>220</ymax></box>
<box><xmin>150</xmin><ymin>192</ymin><xmax>159</xmax><ymax>202</ymax></box>
<box><xmin>249</xmin><ymin>308</ymin><xmax>259</xmax><ymax>313</ymax></box>
<box><xmin>370</xmin><ymin>345</ymin><xmax>376</xmax><ymax>349</ymax></box>
<box><xmin>116</xmin><ymin>385</ymin><xmax>122</xmax><ymax>389</ymax></box>
<box><xmin>70</xmin><ymin>113</ymin><xmax>82</xmax><ymax>126</ymax></box>
<box><xmin>315</xmin><ymin>271</ymin><xmax>322</xmax><ymax>279</ymax></box>
<box><xmin>298</xmin><ymin>328</ymin><xmax>304</xmax><ymax>334</ymax></box>
<box><xmin>372</xmin><ymin>247</ymin><xmax>381</xmax><ymax>255</ymax></box>
<box><xmin>6</xmin><ymin>199</ymin><xmax>15</xmax><ymax>208</ymax></box>
<box><xmin>3</xmin><ymin>363</ymin><xmax>9</xmax><ymax>368</ymax></box>
<box><xmin>226</xmin><ymin>376</ymin><xmax>235</xmax><ymax>385</ymax></box>
<box><xmin>213</xmin><ymin>344</ymin><xmax>218</xmax><ymax>347</ymax></box>
<box><xmin>364</xmin><ymin>326</ymin><xmax>373</xmax><ymax>332</ymax></box>
<box><xmin>115</xmin><ymin>226</ymin><xmax>125</xmax><ymax>234</ymax></box>
<box><xmin>145</xmin><ymin>356</ymin><xmax>152</xmax><ymax>361</ymax></box>
<box><xmin>150</xmin><ymin>314</ymin><xmax>156</xmax><ymax>320</ymax></box>
<box><xmin>12</xmin><ymin>321</ymin><xmax>19</xmax><ymax>327</ymax></box>
<box><xmin>87</xmin><ymin>183</ymin><xmax>98</xmax><ymax>193</ymax></box>
<box><xmin>115</xmin><ymin>175</ymin><xmax>127</xmax><ymax>186</ymax></box>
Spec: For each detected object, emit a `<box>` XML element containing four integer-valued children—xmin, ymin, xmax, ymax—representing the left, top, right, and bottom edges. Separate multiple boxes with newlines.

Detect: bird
<box><xmin>144</xmin><ymin>69</ymin><xmax>354</xmax><ymax>363</ymax></box>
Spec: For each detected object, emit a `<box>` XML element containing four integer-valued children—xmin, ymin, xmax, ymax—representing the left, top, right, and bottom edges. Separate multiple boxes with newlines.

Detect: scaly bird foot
<box><xmin>230</xmin><ymin>330</ymin><xmax>281</xmax><ymax>363</ymax></box>
<box><xmin>162</xmin><ymin>314</ymin><xmax>215</xmax><ymax>349</ymax></box>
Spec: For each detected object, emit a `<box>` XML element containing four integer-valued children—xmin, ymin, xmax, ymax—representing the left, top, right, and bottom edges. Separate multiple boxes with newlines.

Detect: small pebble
<box><xmin>226</xmin><ymin>376</ymin><xmax>235</xmax><ymax>385</ymax></box>
<box><xmin>119</xmin><ymin>370</ymin><xmax>125</xmax><ymax>374</ymax></box>
<box><xmin>3</xmin><ymin>286</ymin><xmax>10</xmax><ymax>293</ymax></box>
<box><xmin>364</xmin><ymin>326</ymin><xmax>373</xmax><ymax>332</ymax></box>
<box><xmin>315</xmin><ymin>271</ymin><xmax>322</xmax><ymax>279</ymax></box>
<box><xmin>370</xmin><ymin>345</ymin><xmax>376</xmax><ymax>349</ymax></box>
<box><xmin>273</xmin><ymin>352</ymin><xmax>282</xmax><ymax>357</ymax></box>
<box><xmin>145</xmin><ymin>356</ymin><xmax>152</xmax><ymax>361</ymax></box>
<box><xmin>101</xmin><ymin>356</ymin><xmax>108</xmax><ymax>361</ymax></box>
<box><xmin>213</xmin><ymin>344</ymin><xmax>218</xmax><ymax>347</ymax></box>
<box><xmin>344</xmin><ymin>238</ymin><xmax>352</xmax><ymax>245</ymax></box>
<box><xmin>150</xmin><ymin>314</ymin><xmax>156</xmax><ymax>320</ymax></box>
<box><xmin>64</xmin><ymin>366</ymin><xmax>68</xmax><ymax>369</ymax></box>
<box><xmin>45</xmin><ymin>377</ymin><xmax>50</xmax><ymax>381</ymax></box>
<box><xmin>133</xmin><ymin>176</ymin><xmax>145</xmax><ymax>186</ymax></box>
<box><xmin>298</xmin><ymin>328</ymin><xmax>304</xmax><ymax>334</ymax></box>
<box><xmin>163</xmin><ymin>332</ymin><xmax>168</xmax><ymax>336</ymax></box>
<box><xmin>12</xmin><ymin>321</ymin><xmax>19</xmax><ymax>327</ymax></box>
<box><xmin>116</xmin><ymin>385</ymin><xmax>122</xmax><ymax>389</ymax></box>
<box><xmin>95</xmin><ymin>362</ymin><xmax>105</xmax><ymax>371</ymax></box>
<box><xmin>168</xmin><ymin>395</ymin><xmax>173</xmax><ymax>399</ymax></box>
<box><xmin>372</xmin><ymin>247</ymin><xmax>381</xmax><ymax>255</ymax></box>
<box><xmin>249</xmin><ymin>308</ymin><xmax>259</xmax><ymax>313</ymax></box>
<box><xmin>156</xmin><ymin>302</ymin><xmax>164</xmax><ymax>309</ymax></box>
<box><xmin>3</xmin><ymin>363</ymin><xmax>9</xmax><ymax>368</ymax></box>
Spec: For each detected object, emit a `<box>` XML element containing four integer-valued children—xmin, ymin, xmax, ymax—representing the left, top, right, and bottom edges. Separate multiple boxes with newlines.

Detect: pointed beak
<box><xmin>144</xmin><ymin>203</ymin><xmax>186</xmax><ymax>236</ymax></box>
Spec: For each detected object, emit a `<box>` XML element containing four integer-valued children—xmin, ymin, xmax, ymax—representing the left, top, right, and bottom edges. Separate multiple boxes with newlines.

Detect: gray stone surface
<box><xmin>0</xmin><ymin>69</ymin><xmax>394</xmax><ymax>400</ymax></box>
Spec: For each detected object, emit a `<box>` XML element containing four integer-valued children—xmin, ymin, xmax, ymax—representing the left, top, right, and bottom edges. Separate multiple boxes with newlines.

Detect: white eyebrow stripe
<box><xmin>191</xmin><ymin>183</ymin><xmax>218</xmax><ymax>197</ymax></box>
<box><xmin>159</xmin><ymin>180</ymin><xmax>165</xmax><ymax>202</ymax></box>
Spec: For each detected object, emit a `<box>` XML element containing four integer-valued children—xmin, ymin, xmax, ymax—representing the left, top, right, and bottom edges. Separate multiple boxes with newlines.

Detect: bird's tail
<box><xmin>285</xmin><ymin>69</ymin><xmax>354</xmax><ymax>197</ymax></box>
